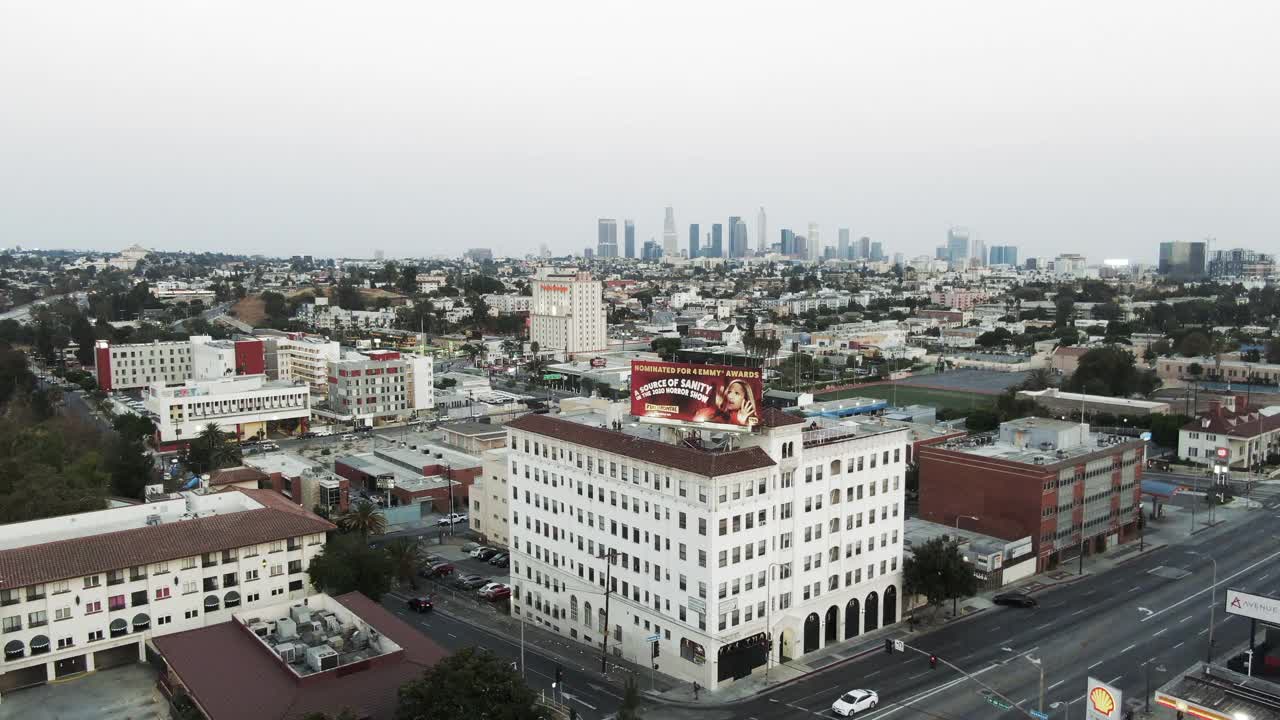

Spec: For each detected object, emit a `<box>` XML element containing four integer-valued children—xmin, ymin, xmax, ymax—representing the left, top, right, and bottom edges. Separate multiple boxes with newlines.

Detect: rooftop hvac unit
<box><xmin>249</xmin><ymin>622</ymin><xmax>269</xmax><ymax>638</ymax></box>
<box><xmin>323</xmin><ymin>615</ymin><xmax>344</xmax><ymax>634</ymax></box>
<box><xmin>290</xmin><ymin>605</ymin><xmax>312</xmax><ymax>625</ymax></box>
<box><xmin>145</xmin><ymin>514</ymin><xmax>162</xmax><ymax>526</ymax></box>
<box><xmin>306</xmin><ymin>645</ymin><xmax>339</xmax><ymax>672</ymax></box>
<box><xmin>276</xmin><ymin>643</ymin><xmax>298</xmax><ymax>663</ymax></box>
<box><xmin>1033</xmin><ymin>456</ymin><xmax>1045</xmax><ymax>465</ymax></box>
<box><xmin>276</xmin><ymin>617</ymin><xmax>298</xmax><ymax>641</ymax></box>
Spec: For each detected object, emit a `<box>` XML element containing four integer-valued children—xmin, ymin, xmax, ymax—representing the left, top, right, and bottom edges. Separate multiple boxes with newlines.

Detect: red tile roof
<box><xmin>759</xmin><ymin>406</ymin><xmax>806</xmax><ymax>427</ymax></box>
<box><xmin>153</xmin><ymin>592</ymin><xmax>445</xmax><ymax>720</ymax></box>
<box><xmin>507</xmin><ymin>414</ymin><xmax>776</xmax><ymax>477</ymax></box>
<box><xmin>0</xmin><ymin>489</ymin><xmax>335</xmax><ymax>591</ymax></box>
<box><xmin>208</xmin><ymin>466</ymin><xmax>270</xmax><ymax>487</ymax></box>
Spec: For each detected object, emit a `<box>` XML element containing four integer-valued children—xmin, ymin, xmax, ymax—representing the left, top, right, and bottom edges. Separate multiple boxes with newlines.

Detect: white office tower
<box><xmin>663</xmin><ymin>206</ymin><xmax>678</xmax><ymax>257</ymax></box>
<box><xmin>807</xmin><ymin>222</ymin><xmax>821</xmax><ymax>261</ymax></box>
<box><xmin>756</xmin><ymin>206</ymin><xmax>768</xmax><ymax>254</ymax></box>
<box><xmin>529</xmin><ymin>268</ymin><xmax>607</xmax><ymax>356</ymax></box>
<box><xmin>972</xmin><ymin>237</ymin><xmax>986</xmax><ymax>267</ymax></box>
<box><xmin>506</xmin><ymin>411</ymin><xmax>908</xmax><ymax>691</ymax></box>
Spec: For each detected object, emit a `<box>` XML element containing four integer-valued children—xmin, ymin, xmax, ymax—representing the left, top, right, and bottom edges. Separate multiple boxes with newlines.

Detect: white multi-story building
<box><xmin>529</xmin><ymin>268</ymin><xmax>606</xmax><ymax>358</ymax></box>
<box><xmin>145</xmin><ymin>375</ymin><xmax>311</xmax><ymax>447</ymax></box>
<box><xmin>470</xmin><ymin>448</ymin><xmax>511</xmax><ymax>547</ymax></box>
<box><xmin>94</xmin><ymin>339</ymin><xmax>197</xmax><ymax>391</ymax></box>
<box><xmin>294</xmin><ymin>297</ymin><xmax>398</xmax><ymax>332</ymax></box>
<box><xmin>271</xmin><ymin>333</ymin><xmax>342</xmax><ymax>392</ymax></box>
<box><xmin>504</xmin><ymin>410</ymin><xmax>908</xmax><ymax>691</ymax></box>
<box><xmin>483</xmin><ymin>294</ymin><xmax>533</xmax><ymax>315</ymax></box>
<box><xmin>0</xmin><ymin>489</ymin><xmax>332</xmax><ymax>696</ymax></box>
<box><xmin>326</xmin><ymin>350</ymin><xmax>433</xmax><ymax>425</ymax></box>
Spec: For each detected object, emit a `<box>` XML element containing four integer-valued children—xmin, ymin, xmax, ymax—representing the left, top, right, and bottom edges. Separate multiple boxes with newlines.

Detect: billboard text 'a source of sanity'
<box><xmin>630</xmin><ymin>361</ymin><xmax>763</xmax><ymax>430</ymax></box>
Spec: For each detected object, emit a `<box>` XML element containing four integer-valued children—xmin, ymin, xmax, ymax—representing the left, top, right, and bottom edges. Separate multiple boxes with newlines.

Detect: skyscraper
<box><xmin>688</xmin><ymin>223</ymin><xmax>700</xmax><ymax>259</ymax></box>
<box><xmin>642</xmin><ymin>238</ymin><xmax>662</xmax><ymax>260</ymax></box>
<box><xmin>989</xmin><ymin>245</ymin><xmax>1019</xmax><ymax>266</ymax></box>
<box><xmin>624</xmin><ymin>219</ymin><xmax>636</xmax><ymax>259</ymax></box>
<box><xmin>780</xmin><ymin>229</ymin><xmax>795</xmax><ymax>257</ymax></box>
<box><xmin>794</xmin><ymin>235</ymin><xmax>808</xmax><ymax>260</ymax></box>
<box><xmin>807</xmin><ymin>222</ymin><xmax>820</xmax><ymax>261</ymax></box>
<box><xmin>663</xmin><ymin>206</ymin><xmax>678</xmax><ymax>257</ymax></box>
<box><xmin>728</xmin><ymin>216</ymin><xmax>747</xmax><ymax>258</ymax></box>
<box><xmin>971</xmin><ymin>237</ymin><xmax>986</xmax><ymax>267</ymax></box>
<box><xmin>858</xmin><ymin>236</ymin><xmax>872</xmax><ymax>260</ymax></box>
<box><xmin>710</xmin><ymin>224</ymin><xmax>724</xmax><ymax>258</ymax></box>
<box><xmin>1158</xmin><ymin>241</ymin><xmax>1207</xmax><ymax>279</ymax></box>
<box><xmin>756</xmin><ymin>207</ymin><xmax>768</xmax><ymax>254</ymax></box>
<box><xmin>870</xmin><ymin>241</ymin><xmax>884</xmax><ymax>262</ymax></box>
<box><xmin>597</xmin><ymin>219</ymin><xmax>618</xmax><ymax>258</ymax></box>
<box><xmin>946</xmin><ymin>227</ymin><xmax>970</xmax><ymax>268</ymax></box>
<box><xmin>838</xmin><ymin>228</ymin><xmax>851</xmax><ymax>260</ymax></box>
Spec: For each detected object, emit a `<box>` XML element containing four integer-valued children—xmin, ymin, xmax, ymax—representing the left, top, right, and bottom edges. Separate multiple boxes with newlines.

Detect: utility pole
<box><xmin>1187</xmin><ymin>551</ymin><xmax>1217</xmax><ymax>664</ymax></box>
<box><xmin>600</xmin><ymin>548</ymin><xmax>615</xmax><ymax>674</ymax></box>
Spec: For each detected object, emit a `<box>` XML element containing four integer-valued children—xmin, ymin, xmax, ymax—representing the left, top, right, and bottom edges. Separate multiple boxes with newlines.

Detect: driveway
<box><xmin>0</xmin><ymin>664</ymin><xmax>164</xmax><ymax>720</ymax></box>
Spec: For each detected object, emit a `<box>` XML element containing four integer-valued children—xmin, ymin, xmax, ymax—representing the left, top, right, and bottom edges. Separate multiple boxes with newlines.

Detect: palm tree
<box><xmin>384</xmin><ymin>537</ymin><xmax>424</xmax><ymax>589</ymax></box>
<box><xmin>460</xmin><ymin>343</ymin><xmax>483</xmax><ymax>365</ymax></box>
<box><xmin>338</xmin><ymin>499</ymin><xmax>386</xmax><ymax>538</ymax></box>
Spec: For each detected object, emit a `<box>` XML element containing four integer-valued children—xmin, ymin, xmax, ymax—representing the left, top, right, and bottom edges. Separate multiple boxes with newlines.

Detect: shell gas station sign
<box><xmin>1086</xmin><ymin>677</ymin><xmax>1121</xmax><ymax>720</ymax></box>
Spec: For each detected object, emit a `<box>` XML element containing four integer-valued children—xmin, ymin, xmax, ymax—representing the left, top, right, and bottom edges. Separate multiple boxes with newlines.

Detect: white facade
<box><xmin>0</xmin><ymin>490</ymin><xmax>329</xmax><ymax>695</ymax></box>
<box><xmin>145</xmin><ymin>375</ymin><xmax>310</xmax><ymax>444</ymax></box>
<box><xmin>470</xmin><ymin>448</ymin><xmax>512</xmax><ymax>547</ymax></box>
<box><xmin>484</xmin><ymin>294</ymin><xmax>533</xmax><ymax>315</ymax></box>
<box><xmin>295</xmin><ymin>298</ymin><xmax>397</xmax><ymax>331</ymax></box>
<box><xmin>505</xmin><ymin>415</ymin><xmax>907</xmax><ymax>691</ymax></box>
<box><xmin>326</xmin><ymin>351</ymin><xmax>433</xmax><ymax>424</ymax></box>
<box><xmin>96</xmin><ymin>339</ymin><xmax>197</xmax><ymax>391</ymax></box>
<box><xmin>529</xmin><ymin>268</ymin><xmax>607</xmax><ymax>357</ymax></box>
<box><xmin>275</xmin><ymin>335</ymin><xmax>341</xmax><ymax>391</ymax></box>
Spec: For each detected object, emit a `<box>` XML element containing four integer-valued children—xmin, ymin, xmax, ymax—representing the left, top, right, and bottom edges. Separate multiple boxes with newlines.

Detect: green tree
<box><xmin>395</xmin><ymin>648</ymin><xmax>547</xmax><ymax>720</ymax></box>
<box><xmin>1177</xmin><ymin>331</ymin><xmax>1212</xmax><ymax>357</ymax></box>
<box><xmin>649</xmin><ymin>337</ymin><xmax>682</xmax><ymax>360</ymax></box>
<box><xmin>185</xmin><ymin>423</ymin><xmax>242</xmax><ymax>474</ymax></box>
<box><xmin>976</xmin><ymin>328</ymin><xmax>1012</xmax><ymax>348</ymax></box>
<box><xmin>398</xmin><ymin>264</ymin><xmax>420</xmax><ymax>295</ymax></box>
<box><xmin>902</xmin><ymin>537</ymin><xmax>978</xmax><ymax>618</ymax></box>
<box><xmin>338</xmin><ymin>499</ymin><xmax>387</xmax><ymax>537</ymax></box>
<box><xmin>1064</xmin><ymin>347</ymin><xmax>1158</xmax><ymax>397</ymax></box>
<box><xmin>385</xmin><ymin>537</ymin><xmax>424</xmax><ymax>590</ymax></box>
<box><xmin>107</xmin><ymin>435</ymin><xmax>153</xmax><ymax>499</ymax></box>
<box><xmin>306</xmin><ymin>534</ymin><xmax>394</xmax><ymax>601</ymax></box>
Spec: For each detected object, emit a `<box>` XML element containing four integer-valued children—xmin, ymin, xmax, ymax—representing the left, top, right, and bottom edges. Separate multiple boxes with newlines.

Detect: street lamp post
<box><xmin>953</xmin><ymin>515</ymin><xmax>978</xmax><ymax>617</ymax></box>
<box><xmin>1187</xmin><ymin>551</ymin><xmax>1218</xmax><ymax>664</ymax></box>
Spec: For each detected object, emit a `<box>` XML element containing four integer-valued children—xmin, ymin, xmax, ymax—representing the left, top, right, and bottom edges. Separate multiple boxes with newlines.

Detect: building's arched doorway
<box><xmin>844</xmin><ymin>598</ymin><xmax>860</xmax><ymax>639</ymax></box>
<box><xmin>824</xmin><ymin>605</ymin><xmax>839</xmax><ymax>645</ymax></box>
<box><xmin>803</xmin><ymin>613</ymin><xmax>820</xmax><ymax>654</ymax></box>
<box><xmin>883</xmin><ymin>585</ymin><xmax>898</xmax><ymax>626</ymax></box>
<box><xmin>864</xmin><ymin>591</ymin><xmax>880</xmax><ymax>632</ymax></box>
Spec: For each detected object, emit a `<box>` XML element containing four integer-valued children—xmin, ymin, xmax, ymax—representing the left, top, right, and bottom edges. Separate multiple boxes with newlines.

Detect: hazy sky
<box><xmin>3</xmin><ymin>1</ymin><xmax>1278</xmax><ymax>262</ymax></box>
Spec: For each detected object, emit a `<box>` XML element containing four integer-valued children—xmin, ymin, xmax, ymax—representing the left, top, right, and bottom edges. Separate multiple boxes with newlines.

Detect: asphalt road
<box><xmin>380</xmin><ymin>593</ymin><xmax>626</xmax><ymax>719</ymax></box>
<box><xmin>715</xmin><ymin>482</ymin><xmax>1280</xmax><ymax>720</ymax></box>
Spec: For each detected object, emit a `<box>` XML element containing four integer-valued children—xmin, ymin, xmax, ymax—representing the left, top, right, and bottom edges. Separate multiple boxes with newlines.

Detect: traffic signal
<box><xmin>929</xmin><ymin>654</ymin><xmax>937</xmax><ymax>669</ymax></box>
<box><xmin>884</xmin><ymin>638</ymin><xmax>893</xmax><ymax>654</ymax></box>
<box><xmin>555</xmin><ymin>664</ymin><xmax>563</xmax><ymax>687</ymax></box>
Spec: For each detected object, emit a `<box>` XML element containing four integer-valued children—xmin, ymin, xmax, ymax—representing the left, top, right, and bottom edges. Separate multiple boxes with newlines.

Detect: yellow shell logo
<box><xmin>1089</xmin><ymin>687</ymin><xmax>1116</xmax><ymax>716</ymax></box>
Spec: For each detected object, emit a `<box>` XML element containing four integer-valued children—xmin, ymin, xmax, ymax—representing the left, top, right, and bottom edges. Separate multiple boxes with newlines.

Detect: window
<box><xmin>84</xmin><ymin>601</ymin><xmax>102</xmax><ymax>614</ymax></box>
<box><xmin>88</xmin><ymin>629</ymin><xmax>104</xmax><ymax>642</ymax></box>
<box><xmin>55</xmin><ymin>607</ymin><xmax>72</xmax><ymax>622</ymax></box>
<box><xmin>83</xmin><ymin>575</ymin><xmax>100</xmax><ymax>589</ymax></box>
<box><xmin>245</xmin><ymin>569</ymin><xmax>259</xmax><ymax>582</ymax></box>
<box><xmin>2</xmin><ymin>616</ymin><xmax>21</xmax><ymax>633</ymax></box>
<box><xmin>108</xmin><ymin>595</ymin><xmax>126</xmax><ymax>611</ymax></box>
<box><xmin>156</xmin><ymin>587</ymin><xmax>171</xmax><ymax>600</ymax></box>
<box><xmin>57</xmin><ymin>637</ymin><xmax>74</xmax><ymax>649</ymax></box>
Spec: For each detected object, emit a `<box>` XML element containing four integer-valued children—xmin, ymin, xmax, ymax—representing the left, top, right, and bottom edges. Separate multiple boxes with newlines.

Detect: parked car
<box><xmin>437</xmin><ymin>513</ymin><xmax>468</xmax><ymax>526</ymax></box>
<box><xmin>488</xmin><ymin>553</ymin><xmax>509</xmax><ymax>567</ymax></box>
<box><xmin>476</xmin><ymin>582</ymin><xmax>504</xmax><ymax>596</ymax></box>
<box><xmin>420</xmin><ymin>561</ymin><xmax>454</xmax><ymax>578</ymax></box>
<box><xmin>481</xmin><ymin>584</ymin><xmax>511</xmax><ymax>601</ymax></box>
<box><xmin>832</xmin><ymin>689</ymin><xmax>879</xmax><ymax>716</ymax></box>
<box><xmin>460</xmin><ymin>542</ymin><xmax>481</xmax><ymax>554</ymax></box>
<box><xmin>300</xmin><ymin>431</ymin><xmax>317</xmax><ymax>439</ymax></box>
<box><xmin>454</xmin><ymin>574</ymin><xmax>489</xmax><ymax>590</ymax></box>
<box><xmin>340</xmin><ymin>434</ymin><xmax>356</xmax><ymax>441</ymax></box>
<box><xmin>355</xmin><ymin>425</ymin><xmax>373</xmax><ymax>433</ymax></box>
<box><xmin>993</xmin><ymin>592</ymin><xmax>1038</xmax><ymax>608</ymax></box>
<box><xmin>406</xmin><ymin>596</ymin><xmax>434</xmax><ymax>613</ymax></box>
<box><xmin>468</xmin><ymin>546</ymin><xmax>493</xmax><ymax>558</ymax></box>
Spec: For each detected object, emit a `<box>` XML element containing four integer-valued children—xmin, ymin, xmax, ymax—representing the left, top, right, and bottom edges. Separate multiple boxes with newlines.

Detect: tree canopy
<box><xmin>395</xmin><ymin>648</ymin><xmax>547</xmax><ymax>720</ymax></box>
<box><xmin>1063</xmin><ymin>346</ymin><xmax>1159</xmax><ymax>397</ymax></box>
<box><xmin>902</xmin><ymin>537</ymin><xmax>978</xmax><ymax>614</ymax></box>
<box><xmin>306</xmin><ymin>534</ymin><xmax>394</xmax><ymax>602</ymax></box>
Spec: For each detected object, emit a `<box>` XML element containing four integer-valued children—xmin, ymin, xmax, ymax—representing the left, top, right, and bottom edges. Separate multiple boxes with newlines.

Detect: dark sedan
<box><xmin>993</xmin><ymin>592</ymin><xmax>1038</xmax><ymax>608</ymax></box>
<box><xmin>407</xmin><ymin>596</ymin><xmax>434</xmax><ymax>613</ymax></box>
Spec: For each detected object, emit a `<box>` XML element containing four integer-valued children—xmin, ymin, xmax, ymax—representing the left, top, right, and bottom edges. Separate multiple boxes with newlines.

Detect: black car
<box><xmin>476</xmin><ymin>548</ymin><xmax>500</xmax><ymax>561</ymax></box>
<box><xmin>489</xmin><ymin>553</ymin><xmax>509</xmax><ymax>567</ymax></box>
<box><xmin>454</xmin><ymin>575</ymin><xmax>489</xmax><ymax>590</ymax></box>
<box><xmin>993</xmin><ymin>592</ymin><xmax>1038</xmax><ymax>608</ymax></box>
<box><xmin>407</xmin><ymin>596</ymin><xmax>434</xmax><ymax>613</ymax></box>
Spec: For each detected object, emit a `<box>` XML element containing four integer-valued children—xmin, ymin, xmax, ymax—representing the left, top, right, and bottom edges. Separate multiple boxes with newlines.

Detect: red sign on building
<box><xmin>630</xmin><ymin>361</ymin><xmax>763</xmax><ymax>430</ymax></box>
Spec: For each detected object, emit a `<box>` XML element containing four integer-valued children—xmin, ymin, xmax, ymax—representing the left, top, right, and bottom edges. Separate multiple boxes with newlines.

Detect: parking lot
<box><xmin>415</xmin><ymin>541</ymin><xmax>513</xmax><ymax>604</ymax></box>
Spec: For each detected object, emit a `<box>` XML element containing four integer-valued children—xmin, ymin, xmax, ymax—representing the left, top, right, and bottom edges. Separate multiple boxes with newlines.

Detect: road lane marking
<box><xmin>1199</xmin><ymin>629</ymin><xmax>1208</xmax><ymax>636</ymax></box>
<box><xmin>1179</xmin><ymin>616</ymin><xmax>1193</xmax><ymax>623</ymax></box>
<box><xmin>448</xmin><ymin>632</ymin><xmax>458</xmax><ymax>638</ymax></box>
<box><xmin>1129</xmin><ymin>586</ymin><xmax>1141</xmax><ymax>592</ymax></box>
<box><xmin>1109</xmin><ymin>675</ymin><xmax>1124</xmax><ymax>684</ymax></box>
<box><xmin>1036</xmin><ymin>622</ymin><xmax>1053</xmax><ymax>630</ymax></box>
<box><xmin>1120</xmin><ymin>644</ymin><xmax>1136</xmax><ymax>654</ymax></box>
<box><xmin>855</xmin><ymin>666</ymin><xmax>995</xmax><ymax>720</ymax></box>
<box><xmin>1071</xmin><ymin>609</ymin><xmax>1087</xmax><ymax>616</ymax></box>
<box><xmin>1142</xmin><ymin>548</ymin><xmax>1280</xmax><ymax>622</ymax></box>
<box><xmin>1088</xmin><ymin>661</ymin><xmax>1103</xmax><ymax>670</ymax></box>
<box><xmin>908</xmin><ymin>672</ymin><xmax>929</xmax><ymax>680</ymax></box>
<box><xmin>1049</xmin><ymin>680</ymin><xmax>1066</xmax><ymax>690</ymax></box>
<box><xmin>1153</xmin><ymin>628</ymin><xmax>1168</xmax><ymax>637</ymax></box>
<box><xmin>1174</xmin><ymin>642</ymin><xmax>1185</xmax><ymax>649</ymax></box>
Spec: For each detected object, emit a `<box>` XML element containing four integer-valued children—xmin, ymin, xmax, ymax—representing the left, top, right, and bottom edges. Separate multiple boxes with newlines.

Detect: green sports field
<box><xmin>816</xmin><ymin>383</ymin><xmax>997</xmax><ymax>413</ymax></box>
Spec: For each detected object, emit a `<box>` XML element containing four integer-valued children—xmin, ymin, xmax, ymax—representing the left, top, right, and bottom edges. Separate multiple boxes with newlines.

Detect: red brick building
<box><xmin>918</xmin><ymin>418</ymin><xmax>1144</xmax><ymax>571</ymax></box>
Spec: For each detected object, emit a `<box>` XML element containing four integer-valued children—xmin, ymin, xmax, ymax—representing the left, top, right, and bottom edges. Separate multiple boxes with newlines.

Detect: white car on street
<box><xmin>437</xmin><ymin>513</ymin><xmax>468</xmax><ymax>526</ymax></box>
<box><xmin>832</xmin><ymin>689</ymin><xmax>879</xmax><ymax>716</ymax></box>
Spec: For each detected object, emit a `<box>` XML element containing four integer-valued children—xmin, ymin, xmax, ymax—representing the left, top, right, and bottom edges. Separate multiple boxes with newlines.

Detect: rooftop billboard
<box><xmin>630</xmin><ymin>361</ymin><xmax>763</xmax><ymax>431</ymax></box>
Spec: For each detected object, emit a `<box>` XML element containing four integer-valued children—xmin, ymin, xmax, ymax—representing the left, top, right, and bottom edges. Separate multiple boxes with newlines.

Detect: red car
<box><xmin>407</xmin><ymin>596</ymin><xmax>434</xmax><ymax>613</ymax></box>
<box><xmin>482</xmin><ymin>584</ymin><xmax>511</xmax><ymax>601</ymax></box>
<box><xmin>419</xmin><ymin>562</ymin><xmax>454</xmax><ymax>579</ymax></box>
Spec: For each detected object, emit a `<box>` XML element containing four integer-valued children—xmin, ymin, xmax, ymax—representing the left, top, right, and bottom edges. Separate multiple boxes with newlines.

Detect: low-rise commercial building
<box><xmin>334</xmin><ymin>445</ymin><xmax>479</xmax><ymax>513</ymax></box>
<box><xmin>145</xmin><ymin>375</ymin><xmax>311</xmax><ymax>448</ymax></box>
<box><xmin>94</xmin><ymin>339</ymin><xmax>195</xmax><ymax>391</ymax></box>
<box><xmin>1177</xmin><ymin>401</ymin><xmax>1280</xmax><ymax>470</ymax></box>
<box><xmin>918</xmin><ymin>418</ymin><xmax>1144</xmax><ymax>572</ymax></box>
<box><xmin>0</xmin><ymin>489</ymin><xmax>332</xmax><ymax>696</ymax></box>
<box><xmin>326</xmin><ymin>350</ymin><xmax>433</xmax><ymax>426</ymax></box>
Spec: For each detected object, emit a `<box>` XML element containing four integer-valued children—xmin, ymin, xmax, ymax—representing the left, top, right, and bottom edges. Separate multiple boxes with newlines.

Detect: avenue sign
<box><xmin>1225</xmin><ymin>588</ymin><xmax>1280</xmax><ymax>624</ymax></box>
